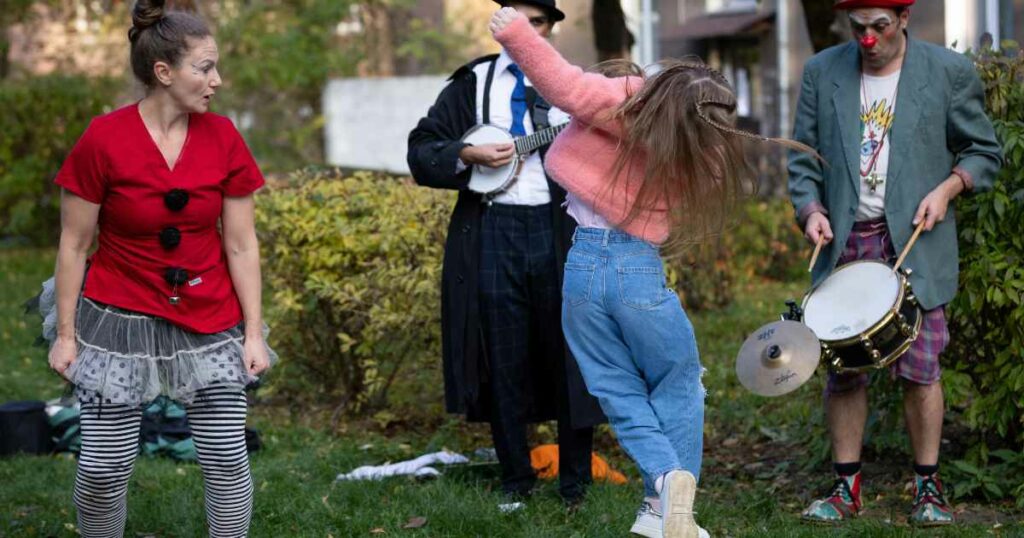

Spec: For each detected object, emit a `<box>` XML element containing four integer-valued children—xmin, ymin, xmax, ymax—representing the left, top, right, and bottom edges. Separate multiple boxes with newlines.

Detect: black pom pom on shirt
<box><xmin>159</xmin><ymin>226</ymin><xmax>181</xmax><ymax>249</ymax></box>
<box><xmin>164</xmin><ymin>267</ymin><xmax>189</xmax><ymax>287</ymax></box>
<box><xmin>164</xmin><ymin>189</ymin><xmax>189</xmax><ymax>212</ymax></box>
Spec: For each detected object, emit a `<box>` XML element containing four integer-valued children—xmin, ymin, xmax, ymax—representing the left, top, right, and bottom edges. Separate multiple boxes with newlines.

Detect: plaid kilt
<box><xmin>827</xmin><ymin>218</ymin><xmax>949</xmax><ymax>394</ymax></box>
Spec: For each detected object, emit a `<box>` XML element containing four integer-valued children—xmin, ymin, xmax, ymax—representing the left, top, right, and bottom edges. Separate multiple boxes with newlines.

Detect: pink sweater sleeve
<box><xmin>494</xmin><ymin>17</ymin><xmax>640</xmax><ymax>137</ymax></box>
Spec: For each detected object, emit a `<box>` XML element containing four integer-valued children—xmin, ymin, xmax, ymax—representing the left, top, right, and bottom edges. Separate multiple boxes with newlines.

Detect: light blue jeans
<box><xmin>561</xmin><ymin>227</ymin><xmax>705</xmax><ymax>496</ymax></box>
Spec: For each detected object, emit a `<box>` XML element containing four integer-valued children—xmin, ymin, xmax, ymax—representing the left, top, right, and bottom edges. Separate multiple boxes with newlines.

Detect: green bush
<box><xmin>255</xmin><ymin>173</ymin><xmax>806</xmax><ymax>415</ymax></box>
<box><xmin>214</xmin><ymin>0</ymin><xmax>359</xmax><ymax>171</ymax></box>
<box><xmin>256</xmin><ymin>170</ymin><xmax>451</xmax><ymax>414</ymax></box>
<box><xmin>667</xmin><ymin>198</ymin><xmax>807</xmax><ymax>311</ymax></box>
<box><xmin>0</xmin><ymin>75</ymin><xmax>116</xmax><ymax>245</ymax></box>
<box><xmin>942</xmin><ymin>45</ymin><xmax>1024</xmax><ymax>503</ymax></box>
<box><xmin>212</xmin><ymin>0</ymin><xmax>476</xmax><ymax>172</ymax></box>
<box><xmin>731</xmin><ymin>198</ymin><xmax>809</xmax><ymax>283</ymax></box>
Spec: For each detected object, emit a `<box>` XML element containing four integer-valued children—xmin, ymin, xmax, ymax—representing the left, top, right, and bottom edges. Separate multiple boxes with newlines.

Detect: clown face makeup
<box><xmin>849</xmin><ymin>8</ymin><xmax>908</xmax><ymax>73</ymax></box>
<box><xmin>161</xmin><ymin>35</ymin><xmax>222</xmax><ymax>114</ymax></box>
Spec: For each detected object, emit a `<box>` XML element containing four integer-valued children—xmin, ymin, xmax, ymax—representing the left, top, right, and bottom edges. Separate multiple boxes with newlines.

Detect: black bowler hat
<box><xmin>493</xmin><ymin>0</ymin><xmax>565</xmax><ymax>22</ymax></box>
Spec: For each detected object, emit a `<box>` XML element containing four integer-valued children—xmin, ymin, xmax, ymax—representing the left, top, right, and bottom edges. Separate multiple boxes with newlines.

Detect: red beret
<box><xmin>834</xmin><ymin>0</ymin><xmax>915</xmax><ymax>9</ymax></box>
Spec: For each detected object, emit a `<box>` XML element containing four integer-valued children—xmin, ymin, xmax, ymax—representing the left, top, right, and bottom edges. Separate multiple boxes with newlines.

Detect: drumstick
<box><xmin>808</xmin><ymin>235</ymin><xmax>824</xmax><ymax>273</ymax></box>
<box><xmin>892</xmin><ymin>220</ymin><xmax>927</xmax><ymax>274</ymax></box>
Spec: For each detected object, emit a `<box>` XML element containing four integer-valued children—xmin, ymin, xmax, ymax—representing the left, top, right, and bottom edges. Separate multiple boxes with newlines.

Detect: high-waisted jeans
<box><xmin>561</xmin><ymin>227</ymin><xmax>705</xmax><ymax>496</ymax></box>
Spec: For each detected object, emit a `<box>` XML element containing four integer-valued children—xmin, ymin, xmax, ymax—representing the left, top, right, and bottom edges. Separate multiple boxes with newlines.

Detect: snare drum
<box><xmin>802</xmin><ymin>260</ymin><xmax>923</xmax><ymax>374</ymax></box>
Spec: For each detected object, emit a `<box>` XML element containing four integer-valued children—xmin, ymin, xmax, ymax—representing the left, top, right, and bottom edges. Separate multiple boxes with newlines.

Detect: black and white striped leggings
<box><xmin>74</xmin><ymin>384</ymin><xmax>253</xmax><ymax>538</ymax></box>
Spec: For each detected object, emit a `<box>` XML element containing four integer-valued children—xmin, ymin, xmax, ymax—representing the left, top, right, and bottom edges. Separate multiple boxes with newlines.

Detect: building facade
<box><xmin>655</xmin><ymin>0</ymin><xmax>1021</xmax><ymax>140</ymax></box>
<box><xmin>645</xmin><ymin>0</ymin><xmax>1022</xmax><ymax>191</ymax></box>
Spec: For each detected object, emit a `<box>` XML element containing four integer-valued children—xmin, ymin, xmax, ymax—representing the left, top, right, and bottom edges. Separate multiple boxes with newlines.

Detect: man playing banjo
<box><xmin>406</xmin><ymin>0</ymin><xmax>603</xmax><ymax>507</ymax></box>
<box><xmin>788</xmin><ymin>0</ymin><xmax>1002</xmax><ymax>526</ymax></box>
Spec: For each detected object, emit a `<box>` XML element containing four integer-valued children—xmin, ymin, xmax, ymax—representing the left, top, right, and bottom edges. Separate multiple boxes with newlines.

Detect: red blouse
<box><xmin>55</xmin><ymin>103</ymin><xmax>265</xmax><ymax>334</ymax></box>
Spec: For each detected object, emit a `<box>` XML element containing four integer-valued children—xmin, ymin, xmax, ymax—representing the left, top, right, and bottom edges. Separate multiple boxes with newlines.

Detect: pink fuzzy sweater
<box><xmin>495</xmin><ymin>17</ymin><xmax>669</xmax><ymax>244</ymax></box>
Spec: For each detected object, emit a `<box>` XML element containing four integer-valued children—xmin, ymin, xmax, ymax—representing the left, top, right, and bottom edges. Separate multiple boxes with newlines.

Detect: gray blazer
<box><xmin>788</xmin><ymin>37</ymin><xmax>1003</xmax><ymax>310</ymax></box>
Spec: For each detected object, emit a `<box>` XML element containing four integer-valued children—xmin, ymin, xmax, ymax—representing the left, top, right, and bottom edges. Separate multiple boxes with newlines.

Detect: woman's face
<box><xmin>161</xmin><ymin>36</ymin><xmax>222</xmax><ymax>113</ymax></box>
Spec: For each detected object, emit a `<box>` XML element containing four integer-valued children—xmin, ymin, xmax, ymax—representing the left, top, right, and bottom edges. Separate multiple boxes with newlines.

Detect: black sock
<box><xmin>913</xmin><ymin>463</ymin><xmax>939</xmax><ymax>477</ymax></box>
<box><xmin>834</xmin><ymin>461</ymin><xmax>862</xmax><ymax>476</ymax></box>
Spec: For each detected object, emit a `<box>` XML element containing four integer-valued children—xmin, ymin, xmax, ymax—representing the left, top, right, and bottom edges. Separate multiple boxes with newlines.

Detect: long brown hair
<box><xmin>596</xmin><ymin>58</ymin><xmax>819</xmax><ymax>257</ymax></box>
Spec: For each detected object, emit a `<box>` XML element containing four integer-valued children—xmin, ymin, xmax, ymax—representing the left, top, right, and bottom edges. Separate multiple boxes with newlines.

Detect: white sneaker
<box><xmin>630</xmin><ymin>501</ymin><xmax>710</xmax><ymax>538</ymax></box>
<box><xmin>630</xmin><ymin>501</ymin><xmax>663</xmax><ymax>537</ymax></box>
<box><xmin>660</xmin><ymin>470</ymin><xmax>700</xmax><ymax>538</ymax></box>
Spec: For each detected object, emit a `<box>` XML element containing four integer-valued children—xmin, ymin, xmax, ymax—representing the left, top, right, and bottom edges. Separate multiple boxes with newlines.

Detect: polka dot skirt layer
<box><xmin>36</xmin><ymin>277</ymin><xmax>277</xmax><ymax>406</ymax></box>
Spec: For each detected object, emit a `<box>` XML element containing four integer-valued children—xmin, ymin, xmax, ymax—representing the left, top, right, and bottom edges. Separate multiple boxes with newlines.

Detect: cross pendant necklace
<box><xmin>866</xmin><ymin>172</ymin><xmax>884</xmax><ymax>193</ymax></box>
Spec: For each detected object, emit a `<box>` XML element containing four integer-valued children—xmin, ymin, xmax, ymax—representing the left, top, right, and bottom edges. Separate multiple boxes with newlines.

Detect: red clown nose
<box><xmin>860</xmin><ymin>35</ymin><xmax>879</xmax><ymax>48</ymax></box>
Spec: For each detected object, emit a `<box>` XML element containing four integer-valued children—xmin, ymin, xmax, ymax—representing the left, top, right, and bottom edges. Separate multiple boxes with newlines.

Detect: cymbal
<box><xmin>736</xmin><ymin>320</ymin><xmax>821</xmax><ymax>397</ymax></box>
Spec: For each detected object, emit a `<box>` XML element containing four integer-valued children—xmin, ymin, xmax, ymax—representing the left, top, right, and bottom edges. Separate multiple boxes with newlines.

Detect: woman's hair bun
<box><xmin>129</xmin><ymin>0</ymin><xmax>166</xmax><ymax>41</ymax></box>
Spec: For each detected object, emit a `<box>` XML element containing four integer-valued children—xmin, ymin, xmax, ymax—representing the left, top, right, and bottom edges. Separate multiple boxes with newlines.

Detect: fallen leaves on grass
<box><xmin>402</xmin><ymin>516</ymin><xmax>427</xmax><ymax>529</ymax></box>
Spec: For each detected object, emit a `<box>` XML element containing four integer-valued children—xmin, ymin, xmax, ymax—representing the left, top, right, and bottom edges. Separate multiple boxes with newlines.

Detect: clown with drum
<box><xmin>787</xmin><ymin>0</ymin><xmax>1002</xmax><ymax>525</ymax></box>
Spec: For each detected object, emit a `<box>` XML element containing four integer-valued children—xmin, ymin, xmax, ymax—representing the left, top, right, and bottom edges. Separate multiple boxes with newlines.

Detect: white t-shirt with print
<box><xmin>856</xmin><ymin>70</ymin><xmax>901</xmax><ymax>221</ymax></box>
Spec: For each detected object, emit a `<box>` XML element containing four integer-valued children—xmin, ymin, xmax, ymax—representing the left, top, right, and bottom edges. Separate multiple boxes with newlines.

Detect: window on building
<box><xmin>707</xmin><ymin>0</ymin><xmax>759</xmax><ymax>12</ymax></box>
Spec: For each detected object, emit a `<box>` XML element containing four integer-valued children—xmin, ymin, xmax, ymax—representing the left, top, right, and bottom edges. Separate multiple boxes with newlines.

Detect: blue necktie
<box><xmin>507</xmin><ymin>63</ymin><xmax>527</xmax><ymax>136</ymax></box>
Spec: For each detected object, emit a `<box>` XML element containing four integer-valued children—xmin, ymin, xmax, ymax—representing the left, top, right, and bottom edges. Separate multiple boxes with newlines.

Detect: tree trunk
<box><xmin>592</xmin><ymin>0</ymin><xmax>634</xmax><ymax>61</ymax></box>
<box><xmin>800</xmin><ymin>0</ymin><xmax>843</xmax><ymax>53</ymax></box>
<box><xmin>0</xmin><ymin>0</ymin><xmax>35</xmax><ymax>80</ymax></box>
<box><xmin>360</xmin><ymin>2</ymin><xmax>396</xmax><ymax>76</ymax></box>
<box><xmin>0</xmin><ymin>36</ymin><xmax>9</xmax><ymax>80</ymax></box>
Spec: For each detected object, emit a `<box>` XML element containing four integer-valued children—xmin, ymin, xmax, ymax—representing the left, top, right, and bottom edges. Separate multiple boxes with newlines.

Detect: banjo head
<box><xmin>802</xmin><ymin>260</ymin><xmax>902</xmax><ymax>342</ymax></box>
<box><xmin>462</xmin><ymin>124</ymin><xmax>518</xmax><ymax>194</ymax></box>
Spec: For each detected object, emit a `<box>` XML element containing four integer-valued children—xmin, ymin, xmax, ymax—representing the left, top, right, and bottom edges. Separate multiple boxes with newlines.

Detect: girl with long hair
<box><xmin>490</xmin><ymin>7</ymin><xmax>815</xmax><ymax>538</ymax></box>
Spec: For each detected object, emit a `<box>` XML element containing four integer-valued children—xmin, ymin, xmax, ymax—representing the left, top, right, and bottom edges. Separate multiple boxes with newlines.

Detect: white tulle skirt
<box><xmin>36</xmin><ymin>277</ymin><xmax>277</xmax><ymax>406</ymax></box>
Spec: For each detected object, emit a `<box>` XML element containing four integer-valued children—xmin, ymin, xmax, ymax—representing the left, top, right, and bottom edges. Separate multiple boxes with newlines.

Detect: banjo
<box><xmin>462</xmin><ymin>122</ymin><xmax>569</xmax><ymax>195</ymax></box>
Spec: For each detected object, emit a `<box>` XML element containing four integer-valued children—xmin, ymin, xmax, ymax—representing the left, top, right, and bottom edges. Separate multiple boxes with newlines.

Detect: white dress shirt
<box><xmin>458</xmin><ymin>49</ymin><xmax>569</xmax><ymax>206</ymax></box>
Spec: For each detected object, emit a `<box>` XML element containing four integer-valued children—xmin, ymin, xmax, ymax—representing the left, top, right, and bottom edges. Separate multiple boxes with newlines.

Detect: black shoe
<box><xmin>561</xmin><ymin>483</ymin><xmax>588</xmax><ymax>511</ymax></box>
<box><xmin>563</xmin><ymin>494</ymin><xmax>586</xmax><ymax>513</ymax></box>
<box><xmin>501</xmin><ymin>486</ymin><xmax>533</xmax><ymax>502</ymax></box>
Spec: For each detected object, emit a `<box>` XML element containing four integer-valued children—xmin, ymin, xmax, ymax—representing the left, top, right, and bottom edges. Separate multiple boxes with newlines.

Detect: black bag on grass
<box><xmin>0</xmin><ymin>401</ymin><xmax>54</xmax><ymax>456</ymax></box>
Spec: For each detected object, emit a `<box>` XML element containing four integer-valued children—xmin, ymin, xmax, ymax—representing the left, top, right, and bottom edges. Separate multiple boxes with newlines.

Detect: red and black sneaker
<box><xmin>801</xmin><ymin>472</ymin><xmax>862</xmax><ymax>523</ymax></box>
<box><xmin>909</xmin><ymin>474</ymin><xmax>954</xmax><ymax>526</ymax></box>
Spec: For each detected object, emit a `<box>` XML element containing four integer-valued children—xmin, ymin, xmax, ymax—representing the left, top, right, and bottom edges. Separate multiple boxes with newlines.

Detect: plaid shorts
<box><xmin>826</xmin><ymin>219</ymin><xmax>949</xmax><ymax>394</ymax></box>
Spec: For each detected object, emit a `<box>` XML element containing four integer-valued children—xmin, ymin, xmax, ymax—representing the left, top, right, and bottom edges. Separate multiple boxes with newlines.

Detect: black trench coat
<box><xmin>406</xmin><ymin>56</ymin><xmax>604</xmax><ymax>429</ymax></box>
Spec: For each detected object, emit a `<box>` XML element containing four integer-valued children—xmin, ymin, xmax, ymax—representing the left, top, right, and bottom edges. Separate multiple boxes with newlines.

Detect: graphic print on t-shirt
<box><xmin>856</xmin><ymin>70</ymin><xmax>900</xmax><ymax>221</ymax></box>
<box><xmin>860</xmin><ymin>98</ymin><xmax>895</xmax><ymax>185</ymax></box>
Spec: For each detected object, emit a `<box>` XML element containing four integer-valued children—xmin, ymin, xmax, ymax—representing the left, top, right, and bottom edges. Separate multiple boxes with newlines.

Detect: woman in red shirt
<box><xmin>40</xmin><ymin>0</ymin><xmax>274</xmax><ymax>535</ymax></box>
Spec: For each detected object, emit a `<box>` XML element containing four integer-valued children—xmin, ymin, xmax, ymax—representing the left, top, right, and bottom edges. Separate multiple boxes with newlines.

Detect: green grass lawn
<box><xmin>0</xmin><ymin>248</ymin><xmax>1020</xmax><ymax>537</ymax></box>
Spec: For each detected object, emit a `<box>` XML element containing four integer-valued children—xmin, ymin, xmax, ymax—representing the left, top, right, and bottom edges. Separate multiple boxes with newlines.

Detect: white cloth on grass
<box><xmin>335</xmin><ymin>450</ymin><xmax>470</xmax><ymax>481</ymax></box>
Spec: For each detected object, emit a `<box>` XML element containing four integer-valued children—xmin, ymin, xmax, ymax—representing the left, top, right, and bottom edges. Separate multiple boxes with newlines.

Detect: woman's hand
<box><xmin>489</xmin><ymin>7</ymin><xmax>524</xmax><ymax>35</ymax></box>
<box><xmin>49</xmin><ymin>335</ymin><xmax>77</xmax><ymax>381</ymax></box>
<box><xmin>243</xmin><ymin>336</ymin><xmax>270</xmax><ymax>377</ymax></box>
